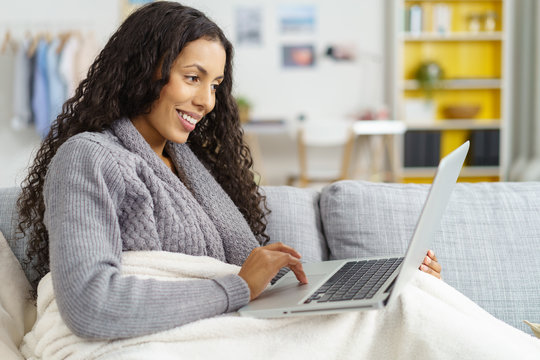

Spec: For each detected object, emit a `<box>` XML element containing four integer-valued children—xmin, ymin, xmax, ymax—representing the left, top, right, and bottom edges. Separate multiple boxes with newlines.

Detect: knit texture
<box><xmin>43</xmin><ymin>118</ymin><xmax>259</xmax><ymax>340</ymax></box>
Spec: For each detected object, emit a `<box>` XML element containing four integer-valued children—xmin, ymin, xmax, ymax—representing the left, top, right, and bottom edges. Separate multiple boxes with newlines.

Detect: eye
<box><xmin>185</xmin><ymin>75</ymin><xmax>200</xmax><ymax>82</ymax></box>
<box><xmin>211</xmin><ymin>83</ymin><xmax>220</xmax><ymax>92</ymax></box>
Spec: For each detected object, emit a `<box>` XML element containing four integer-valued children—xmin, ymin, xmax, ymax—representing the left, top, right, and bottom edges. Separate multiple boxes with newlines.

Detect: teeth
<box><xmin>179</xmin><ymin>111</ymin><xmax>197</xmax><ymax>125</ymax></box>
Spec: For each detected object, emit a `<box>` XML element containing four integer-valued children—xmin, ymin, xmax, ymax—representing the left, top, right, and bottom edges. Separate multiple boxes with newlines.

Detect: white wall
<box><xmin>183</xmin><ymin>0</ymin><xmax>385</xmax><ymax>120</ymax></box>
<box><xmin>0</xmin><ymin>0</ymin><xmax>120</xmax><ymax>187</ymax></box>
<box><xmin>0</xmin><ymin>0</ymin><xmax>386</xmax><ymax>186</ymax></box>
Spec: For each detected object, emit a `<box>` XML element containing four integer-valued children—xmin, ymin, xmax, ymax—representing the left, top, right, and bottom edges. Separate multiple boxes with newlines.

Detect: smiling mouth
<box><xmin>176</xmin><ymin>110</ymin><xmax>198</xmax><ymax>125</ymax></box>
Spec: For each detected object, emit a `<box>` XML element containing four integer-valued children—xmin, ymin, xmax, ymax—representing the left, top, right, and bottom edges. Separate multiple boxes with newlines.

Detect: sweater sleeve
<box><xmin>43</xmin><ymin>137</ymin><xmax>250</xmax><ymax>340</ymax></box>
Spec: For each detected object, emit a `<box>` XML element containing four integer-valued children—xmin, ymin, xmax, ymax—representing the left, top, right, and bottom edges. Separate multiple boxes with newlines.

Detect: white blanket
<box><xmin>20</xmin><ymin>251</ymin><xmax>540</xmax><ymax>360</ymax></box>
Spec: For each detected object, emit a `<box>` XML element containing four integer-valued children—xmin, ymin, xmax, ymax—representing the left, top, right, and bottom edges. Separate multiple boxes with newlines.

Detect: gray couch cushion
<box><xmin>262</xmin><ymin>186</ymin><xmax>327</xmax><ymax>262</ymax></box>
<box><xmin>0</xmin><ymin>187</ymin><xmax>32</xmax><ymax>279</ymax></box>
<box><xmin>320</xmin><ymin>180</ymin><xmax>540</xmax><ymax>334</ymax></box>
<box><xmin>2</xmin><ymin>185</ymin><xmax>328</xmax><ymax>282</ymax></box>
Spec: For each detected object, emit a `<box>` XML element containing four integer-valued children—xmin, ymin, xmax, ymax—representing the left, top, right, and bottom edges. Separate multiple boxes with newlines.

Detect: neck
<box><xmin>131</xmin><ymin>117</ymin><xmax>167</xmax><ymax>158</ymax></box>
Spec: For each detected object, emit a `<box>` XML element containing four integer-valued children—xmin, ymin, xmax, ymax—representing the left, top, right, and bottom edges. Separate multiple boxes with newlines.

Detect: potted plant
<box><xmin>236</xmin><ymin>96</ymin><xmax>252</xmax><ymax>124</ymax></box>
<box><xmin>415</xmin><ymin>61</ymin><xmax>444</xmax><ymax>99</ymax></box>
<box><xmin>403</xmin><ymin>61</ymin><xmax>444</xmax><ymax>124</ymax></box>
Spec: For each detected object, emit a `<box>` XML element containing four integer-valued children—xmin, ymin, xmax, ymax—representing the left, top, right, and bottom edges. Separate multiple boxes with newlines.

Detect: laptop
<box><xmin>239</xmin><ymin>141</ymin><xmax>469</xmax><ymax>318</ymax></box>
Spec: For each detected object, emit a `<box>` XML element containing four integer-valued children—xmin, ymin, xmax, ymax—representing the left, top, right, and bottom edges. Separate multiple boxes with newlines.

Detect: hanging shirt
<box><xmin>74</xmin><ymin>32</ymin><xmax>99</xmax><ymax>86</ymax></box>
<box><xmin>11</xmin><ymin>39</ymin><xmax>33</xmax><ymax>130</ymax></box>
<box><xmin>32</xmin><ymin>40</ymin><xmax>50</xmax><ymax>138</ymax></box>
<box><xmin>0</xmin><ymin>37</ymin><xmax>16</xmax><ymax>129</ymax></box>
<box><xmin>58</xmin><ymin>35</ymin><xmax>80</xmax><ymax>99</ymax></box>
<box><xmin>46</xmin><ymin>38</ymin><xmax>66</xmax><ymax>128</ymax></box>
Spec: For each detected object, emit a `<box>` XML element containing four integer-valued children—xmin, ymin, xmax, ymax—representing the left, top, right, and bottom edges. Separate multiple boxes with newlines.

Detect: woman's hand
<box><xmin>419</xmin><ymin>250</ymin><xmax>442</xmax><ymax>279</ymax></box>
<box><xmin>238</xmin><ymin>242</ymin><xmax>308</xmax><ymax>300</ymax></box>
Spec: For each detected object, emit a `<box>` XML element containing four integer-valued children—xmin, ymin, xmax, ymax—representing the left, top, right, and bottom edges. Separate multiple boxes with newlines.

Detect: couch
<box><xmin>1</xmin><ymin>180</ymin><xmax>540</xmax><ymax>358</ymax></box>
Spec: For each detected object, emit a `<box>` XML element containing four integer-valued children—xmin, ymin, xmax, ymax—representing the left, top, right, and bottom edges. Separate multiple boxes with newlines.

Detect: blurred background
<box><xmin>1</xmin><ymin>0</ymin><xmax>539</xmax><ymax>188</ymax></box>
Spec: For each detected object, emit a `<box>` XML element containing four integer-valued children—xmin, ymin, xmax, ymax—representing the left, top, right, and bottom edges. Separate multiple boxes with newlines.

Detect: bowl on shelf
<box><xmin>442</xmin><ymin>104</ymin><xmax>481</xmax><ymax>119</ymax></box>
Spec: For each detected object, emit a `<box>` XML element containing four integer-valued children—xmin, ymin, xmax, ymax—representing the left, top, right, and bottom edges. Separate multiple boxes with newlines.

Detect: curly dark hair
<box><xmin>17</xmin><ymin>1</ymin><xmax>269</xmax><ymax>293</ymax></box>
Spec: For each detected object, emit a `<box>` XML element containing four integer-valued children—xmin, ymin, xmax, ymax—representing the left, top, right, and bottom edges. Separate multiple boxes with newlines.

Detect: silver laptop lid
<box><xmin>385</xmin><ymin>141</ymin><xmax>469</xmax><ymax>305</ymax></box>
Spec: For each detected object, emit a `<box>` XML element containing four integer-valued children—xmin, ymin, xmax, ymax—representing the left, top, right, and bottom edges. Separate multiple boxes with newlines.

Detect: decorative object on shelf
<box><xmin>415</xmin><ymin>61</ymin><xmax>444</xmax><ymax>99</ymax></box>
<box><xmin>442</xmin><ymin>104</ymin><xmax>481</xmax><ymax>119</ymax></box>
<box><xmin>467</xmin><ymin>14</ymin><xmax>483</xmax><ymax>33</ymax></box>
<box><xmin>236</xmin><ymin>97</ymin><xmax>252</xmax><ymax>124</ymax></box>
<box><xmin>483</xmin><ymin>11</ymin><xmax>498</xmax><ymax>32</ymax></box>
<box><xmin>404</xmin><ymin>98</ymin><xmax>436</xmax><ymax>125</ymax></box>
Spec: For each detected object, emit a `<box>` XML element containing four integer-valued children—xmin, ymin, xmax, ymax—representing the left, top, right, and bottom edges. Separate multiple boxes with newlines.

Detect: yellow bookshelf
<box><xmin>393</xmin><ymin>0</ymin><xmax>510</xmax><ymax>182</ymax></box>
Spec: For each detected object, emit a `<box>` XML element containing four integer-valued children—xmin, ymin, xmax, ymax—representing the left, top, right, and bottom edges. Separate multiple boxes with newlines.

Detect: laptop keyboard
<box><xmin>304</xmin><ymin>257</ymin><xmax>403</xmax><ymax>304</ymax></box>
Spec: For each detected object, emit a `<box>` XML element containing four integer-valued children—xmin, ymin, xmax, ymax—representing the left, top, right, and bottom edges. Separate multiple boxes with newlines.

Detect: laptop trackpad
<box><xmin>256</xmin><ymin>274</ymin><xmax>327</xmax><ymax>303</ymax></box>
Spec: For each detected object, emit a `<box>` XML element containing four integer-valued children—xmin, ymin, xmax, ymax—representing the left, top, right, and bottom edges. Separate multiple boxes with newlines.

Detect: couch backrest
<box><xmin>0</xmin><ymin>185</ymin><xmax>329</xmax><ymax>286</ymax></box>
<box><xmin>261</xmin><ymin>186</ymin><xmax>328</xmax><ymax>262</ymax></box>
<box><xmin>319</xmin><ymin>180</ymin><xmax>540</xmax><ymax>334</ymax></box>
<box><xmin>3</xmin><ymin>181</ymin><xmax>540</xmax><ymax>335</ymax></box>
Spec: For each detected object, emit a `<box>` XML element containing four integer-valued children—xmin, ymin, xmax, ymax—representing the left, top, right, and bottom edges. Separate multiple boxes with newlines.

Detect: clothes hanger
<box><xmin>56</xmin><ymin>31</ymin><xmax>72</xmax><ymax>54</ymax></box>
<box><xmin>1</xmin><ymin>30</ymin><xmax>13</xmax><ymax>54</ymax></box>
<box><xmin>27</xmin><ymin>32</ymin><xmax>42</xmax><ymax>57</ymax></box>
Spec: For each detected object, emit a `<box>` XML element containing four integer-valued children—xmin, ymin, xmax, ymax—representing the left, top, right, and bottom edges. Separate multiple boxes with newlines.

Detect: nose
<box><xmin>193</xmin><ymin>85</ymin><xmax>214</xmax><ymax>112</ymax></box>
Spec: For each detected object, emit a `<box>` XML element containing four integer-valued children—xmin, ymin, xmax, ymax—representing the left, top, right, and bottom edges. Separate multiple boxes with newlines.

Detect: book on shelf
<box><xmin>409</xmin><ymin>5</ymin><xmax>423</xmax><ymax>35</ymax></box>
<box><xmin>433</xmin><ymin>4</ymin><xmax>452</xmax><ymax>34</ymax></box>
<box><xmin>404</xmin><ymin>3</ymin><xmax>451</xmax><ymax>35</ymax></box>
<box><xmin>404</xmin><ymin>131</ymin><xmax>441</xmax><ymax>167</ymax></box>
<box><xmin>486</xmin><ymin>130</ymin><xmax>500</xmax><ymax>166</ymax></box>
<box><xmin>470</xmin><ymin>130</ymin><xmax>499</xmax><ymax>166</ymax></box>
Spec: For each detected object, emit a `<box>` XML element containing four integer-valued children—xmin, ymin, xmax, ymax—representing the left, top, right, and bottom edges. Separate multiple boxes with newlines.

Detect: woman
<box><xmin>16</xmin><ymin>2</ymin><xmax>440</xmax><ymax>340</ymax></box>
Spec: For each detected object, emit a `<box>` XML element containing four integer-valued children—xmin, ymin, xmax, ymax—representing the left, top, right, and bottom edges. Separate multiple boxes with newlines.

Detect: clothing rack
<box><xmin>1</xmin><ymin>26</ymin><xmax>94</xmax><ymax>54</ymax></box>
<box><xmin>1</xmin><ymin>25</ymin><xmax>101</xmax><ymax>137</ymax></box>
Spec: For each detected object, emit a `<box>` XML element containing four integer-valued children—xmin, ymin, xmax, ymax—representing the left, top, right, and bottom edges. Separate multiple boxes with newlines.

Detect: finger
<box><xmin>423</xmin><ymin>255</ymin><xmax>442</xmax><ymax>274</ymax></box>
<box><xmin>420</xmin><ymin>264</ymin><xmax>441</xmax><ymax>279</ymax></box>
<box><xmin>429</xmin><ymin>260</ymin><xmax>442</xmax><ymax>274</ymax></box>
<box><xmin>289</xmin><ymin>261</ymin><xmax>308</xmax><ymax>284</ymax></box>
<box><xmin>427</xmin><ymin>249</ymin><xmax>438</xmax><ymax>262</ymax></box>
<box><xmin>278</xmin><ymin>253</ymin><xmax>308</xmax><ymax>284</ymax></box>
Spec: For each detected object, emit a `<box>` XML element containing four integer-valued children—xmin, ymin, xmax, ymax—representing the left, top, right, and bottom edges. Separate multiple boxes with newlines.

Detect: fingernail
<box><xmin>420</xmin><ymin>264</ymin><xmax>428</xmax><ymax>271</ymax></box>
<box><xmin>424</xmin><ymin>256</ymin><xmax>431</xmax><ymax>264</ymax></box>
<box><xmin>428</xmin><ymin>250</ymin><xmax>434</xmax><ymax>257</ymax></box>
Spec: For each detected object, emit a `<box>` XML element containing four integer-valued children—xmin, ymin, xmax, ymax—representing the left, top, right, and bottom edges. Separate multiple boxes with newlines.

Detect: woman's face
<box><xmin>132</xmin><ymin>38</ymin><xmax>226</xmax><ymax>152</ymax></box>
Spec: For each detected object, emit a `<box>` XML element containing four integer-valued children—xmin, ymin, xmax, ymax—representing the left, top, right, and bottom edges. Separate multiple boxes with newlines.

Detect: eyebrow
<box><xmin>183</xmin><ymin>63</ymin><xmax>224</xmax><ymax>81</ymax></box>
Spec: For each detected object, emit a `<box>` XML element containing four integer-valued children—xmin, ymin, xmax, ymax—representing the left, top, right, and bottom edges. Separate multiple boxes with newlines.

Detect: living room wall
<box><xmin>0</xmin><ymin>0</ymin><xmax>386</xmax><ymax>187</ymax></box>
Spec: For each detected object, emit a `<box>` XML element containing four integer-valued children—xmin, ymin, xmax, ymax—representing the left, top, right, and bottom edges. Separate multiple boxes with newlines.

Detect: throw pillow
<box><xmin>320</xmin><ymin>180</ymin><xmax>540</xmax><ymax>335</ymax></box>
<box><xmin>0</xmin><ymin>231</ymin><xmax>36</xmax><ymax>360</ymax></box>
<box><xmin>320</xmin><ymin>180</ymin><xmax>426</xmax><ymax>260</ymax></box>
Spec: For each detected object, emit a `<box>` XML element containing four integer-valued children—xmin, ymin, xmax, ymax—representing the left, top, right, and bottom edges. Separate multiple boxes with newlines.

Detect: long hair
<box><xmin>17</xmin><ymin>1</ymin><xmax>269</xmax><ymax>293</ymax></box>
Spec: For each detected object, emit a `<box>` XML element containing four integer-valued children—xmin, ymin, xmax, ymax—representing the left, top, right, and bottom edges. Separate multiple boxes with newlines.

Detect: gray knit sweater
<box><xmin>43</xmin><ymin>117</ymin><xmax>259</xmax><ymax>340</ymax></box>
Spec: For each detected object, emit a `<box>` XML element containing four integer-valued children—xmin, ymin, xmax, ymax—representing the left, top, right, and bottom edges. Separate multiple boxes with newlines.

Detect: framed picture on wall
<box><xmin>278</xmin><ymin>4</ymin><xmax>316</xmax><ymax>34</ymax></box>
<box><xmin>121</xmin><ymin>0</ymin><xmax>155</xmax><ymax>20</ymax></box>
<box><xmin>282</xmin><ymin>45</ymin><xmax>315</xmax><ymax>68</ymax></box>
<box><xmin>235</xmin><ymin>6</ymin><xmax>263</xmax><ymax>46</ymax></box>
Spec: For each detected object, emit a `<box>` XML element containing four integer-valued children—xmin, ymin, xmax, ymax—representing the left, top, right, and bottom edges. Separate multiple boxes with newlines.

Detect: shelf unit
<box><xmin>389</xmin><ymin>0</ymin><xmax>512</xmax><ymax>183</ymax></box>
